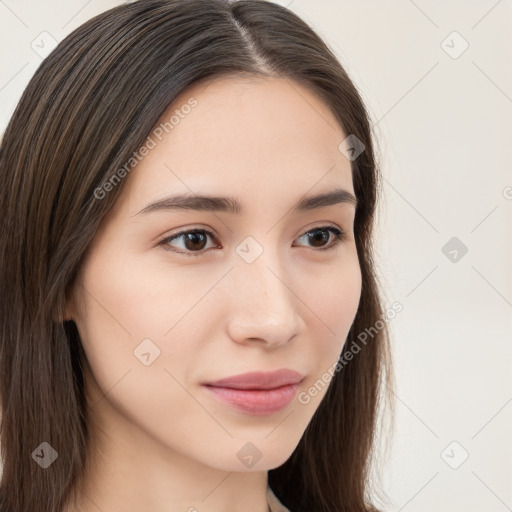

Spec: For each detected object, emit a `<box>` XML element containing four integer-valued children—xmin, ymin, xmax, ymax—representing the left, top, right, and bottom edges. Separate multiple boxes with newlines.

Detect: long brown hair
<box><xmin>0</xmin><ymin>1</ymin><xmax>394</xmax><ymax>510</ymax></box>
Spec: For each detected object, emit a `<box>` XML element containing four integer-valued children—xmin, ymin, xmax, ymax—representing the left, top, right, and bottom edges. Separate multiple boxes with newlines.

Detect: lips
<box><xmin>201</xmin><ymin>369</ymin><xmax>305</xmax><ymax>415</ymax></box>
<box><xmin>203</xmin><ymin>369</ymin><xmax>305</xmax><ymax>390</ymax></box>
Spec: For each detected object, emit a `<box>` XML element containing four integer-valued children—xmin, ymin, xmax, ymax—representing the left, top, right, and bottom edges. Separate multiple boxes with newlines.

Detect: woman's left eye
<box><xmin>158</xmin><ymin>224</ymin><xmax>346</xmax><ymax>257</ymax></box>
<box><xmin>295</xmin><ymin>225</ymin><xmax>346</xmax><ymax>250</ymax></box>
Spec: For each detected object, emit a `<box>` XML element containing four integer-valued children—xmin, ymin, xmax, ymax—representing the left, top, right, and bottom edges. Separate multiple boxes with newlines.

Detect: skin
<box><xmin>65</xmin><ymin>75</ymin><xmax>362</xmax><ymax>512</ymax></box>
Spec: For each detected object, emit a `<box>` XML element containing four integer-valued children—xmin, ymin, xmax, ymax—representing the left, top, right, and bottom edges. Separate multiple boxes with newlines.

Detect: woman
<box><xmin>0</xmin><ymin>1</ymin><xmax>394</xmax><ymax>511</ymax></box>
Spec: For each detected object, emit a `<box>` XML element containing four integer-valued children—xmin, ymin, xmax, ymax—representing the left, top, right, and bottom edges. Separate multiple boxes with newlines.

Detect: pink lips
<box><xmin>202</xmin><ymin>369</ymin><xmax>304</xmax><ymax>415</ymax></box>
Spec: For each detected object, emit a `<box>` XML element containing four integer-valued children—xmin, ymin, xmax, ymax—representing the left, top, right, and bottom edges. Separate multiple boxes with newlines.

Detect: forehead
<box><xmin>116</xmin><ymin>76</ymin><xmax>353</xmax><ymax>215</ymax></box>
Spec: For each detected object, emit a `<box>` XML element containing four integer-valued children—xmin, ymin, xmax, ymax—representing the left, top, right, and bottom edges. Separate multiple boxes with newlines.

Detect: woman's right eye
<box><xmin>159</xmin><ymin>229</ymin><xmax>219</xmax><ymax>257</ymax></box>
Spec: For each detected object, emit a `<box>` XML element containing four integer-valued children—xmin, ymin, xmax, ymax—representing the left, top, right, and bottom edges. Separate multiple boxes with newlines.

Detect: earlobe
<box><xmin>55</xmin><ymin>309</ymin><xmax>73</xmax><ymax>323</ymax></box>
<box><xmin>63</xmin><ymin>302</ymin><xmax>75</xmax><ymax>322</ymax></box>
<box><xmin>61</xmin><ymin>292</ymin><xmax>76</xmax><ymax>323</ymax></box>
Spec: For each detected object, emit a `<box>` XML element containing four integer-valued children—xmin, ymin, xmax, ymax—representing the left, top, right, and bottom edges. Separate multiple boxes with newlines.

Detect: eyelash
<box><xmin>158</xmin><ymin>224</ymin><xmax>347</xmax><ymax>257</ymax></box>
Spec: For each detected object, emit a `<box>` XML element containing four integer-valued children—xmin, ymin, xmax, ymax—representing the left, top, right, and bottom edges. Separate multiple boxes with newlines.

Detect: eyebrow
<box><xmin>135</xmin><ymin>187</ymin><xmax>358</xmax><ymax>216</ymax></box>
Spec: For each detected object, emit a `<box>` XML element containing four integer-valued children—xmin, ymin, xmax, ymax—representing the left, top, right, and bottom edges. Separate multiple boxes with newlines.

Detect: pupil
<box><xmin>185</xmin><ymin>232</ymin><xmax>206</xmax><ymax>250</ymax></box>
<box><xmin>309</xmin><ymin>229</ymin><xmax>328</xmax><ymax>247</ymax></box>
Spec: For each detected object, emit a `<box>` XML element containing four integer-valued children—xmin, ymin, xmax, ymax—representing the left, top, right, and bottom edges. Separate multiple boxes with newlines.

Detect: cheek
<box><xmin>326</xmin><ymin>261</ymin><xmax>362</xmax><ymax>335</ymax></box>
<box><xmin>78</xmin><ymin>246</ymin><xmax>209</xmax><ymax>345</ymax></box>
<box><xmin>75</xmin><ymin>247</ymin><xmax>219</xmax><ymax>392</ymax></box>
<box><xmin>290</xmin><ymin>254</ymin><xmax>361</xmax><ymax>415</ymax></box>
<box><xmin>306</xmin><ymin>252</ymin><xmax>362</xmax><ymax>366</ymax></box>
<box><xmin>74</xmin><ymin>250</ymin><xmax>211</xmax><ymax>437</ymax></box>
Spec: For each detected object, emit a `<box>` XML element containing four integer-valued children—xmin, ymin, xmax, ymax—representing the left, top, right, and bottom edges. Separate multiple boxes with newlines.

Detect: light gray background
<box><xmin>1</xmin><ymin>1</ymin><xmax>511</xmax><ymax>511</ymax></box>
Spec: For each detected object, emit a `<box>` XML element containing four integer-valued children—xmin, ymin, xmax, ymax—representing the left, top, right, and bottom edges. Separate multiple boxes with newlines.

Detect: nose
<box><xmin>224</xmin><ymin>248</ymin><xmax>304</xmax><ymax>347</ymax></box>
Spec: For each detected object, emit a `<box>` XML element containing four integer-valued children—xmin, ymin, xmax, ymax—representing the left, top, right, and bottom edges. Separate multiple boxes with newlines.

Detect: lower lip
<box><xmin>202</xmin><ymin>383</ymin><xmax>301</xmax><ymax>415</ymax></box>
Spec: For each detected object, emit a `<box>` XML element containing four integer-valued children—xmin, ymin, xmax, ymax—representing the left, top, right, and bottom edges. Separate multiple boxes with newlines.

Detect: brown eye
<box><xmin>160</xmin><ymin>229</ymin><xmax>219</xmax><ymax>257</ymax></box>
<box><xmin>180</xmin><ymin>231</ymin><xmax>209</xmax><ymax>251</ymax></box>
<box><xmin>295</xmin><ymin>225</ymin><xmax>346</xmax><ymax>250</ymax></box>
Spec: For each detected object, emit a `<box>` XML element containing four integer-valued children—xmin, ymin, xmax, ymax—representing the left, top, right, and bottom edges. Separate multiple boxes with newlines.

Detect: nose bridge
<box><xmin>226</xmin><ymin>240</ymin><xmax>301</xmax><ymax>344</ymax></box>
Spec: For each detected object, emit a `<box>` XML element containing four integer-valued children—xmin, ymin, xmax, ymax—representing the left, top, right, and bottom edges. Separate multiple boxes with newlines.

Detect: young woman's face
<box><xmin>69</xmin><ymin>76</ymin><xmax>362</xmax><ymax>471</ymax></box>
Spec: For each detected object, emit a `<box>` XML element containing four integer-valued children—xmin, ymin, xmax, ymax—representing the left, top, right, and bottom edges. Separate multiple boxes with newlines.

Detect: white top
<box><xmin>267</xmin><ymin>485</ymin><xmax>291</xmax><ymax>512</ymax></box>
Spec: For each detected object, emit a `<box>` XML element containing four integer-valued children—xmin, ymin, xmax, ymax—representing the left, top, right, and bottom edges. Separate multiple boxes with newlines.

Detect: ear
<box><xmin>54</xmin><ymin>308</ymin><xmax>73</xmax><ymax>324</ymax></box>
<box><xmin>63</xmin><ymin>297</ymin><xmax>76</xmax><ymax>322</ymax></box>
<box><xmin>55</xmin><ymin>289</ymin><xmax>76</xmax><ymax>323</ymax></box>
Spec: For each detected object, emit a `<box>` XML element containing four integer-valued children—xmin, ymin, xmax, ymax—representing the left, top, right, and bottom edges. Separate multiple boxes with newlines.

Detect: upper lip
<box><xmin>203</xmin><ymin>369</ymin><xmax>305</xmax><ymax>390</ymax></box>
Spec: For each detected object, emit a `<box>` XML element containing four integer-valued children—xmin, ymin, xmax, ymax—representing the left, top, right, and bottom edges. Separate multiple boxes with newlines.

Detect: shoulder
<box><xmin>267</xmin><ymin>484</ymin><xmax>292</xmax><ymax>512</ymax></box>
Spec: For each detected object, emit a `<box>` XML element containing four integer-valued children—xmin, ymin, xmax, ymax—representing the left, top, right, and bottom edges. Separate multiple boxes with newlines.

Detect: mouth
<box><xmin>201</xmin><ymin>382</ymin><xmax>303</xmax><ymax>415</ymax></box>
<box><xmin>202</xmin><ymin>369</ymin><xmax>305</xmax><ymax>415</ymax></box>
